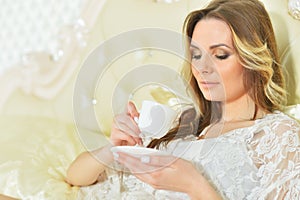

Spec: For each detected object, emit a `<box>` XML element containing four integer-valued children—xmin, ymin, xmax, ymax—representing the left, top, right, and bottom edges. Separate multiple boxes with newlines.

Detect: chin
<box><xmin>202</xmin><ymin>92</ymin><xmax>225</xmax><ymax>102</ymax></box>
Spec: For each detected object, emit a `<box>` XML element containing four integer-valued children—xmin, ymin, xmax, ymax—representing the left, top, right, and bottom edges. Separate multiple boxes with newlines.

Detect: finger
<box><xmin>112</xmin><ymin>123</ymin><xmax>141</xmax><ymax>145</ymax></box>
<box><xmin>133</xmin><ymin>173</ymin><xmax>163</xmax><ymax>190</ymax></box>
<box><xmin>143</xmin><ymin>155</ymin><xmax>178</xmax><ymax>167</ymax></box>
<box><xmin>110</xmin><ymin>129</ymin><xmax>138</xmax><ymax>146</ymax></box>
<box><xmin>127</xmin><ymin>101</ymin><xmax>140</xmax><ymax>119</ymax></box>
<box><xmin>115</xmin><ymin>114</ymin><xmax>140</xmax><ymax>134</ymax></box>
<box><xmin>112</xmin><ymin>116</ymin><xmax>142</xmax><ymax>145</ymax></box>
<box><xmin>116</xmin><ymin>154</ymin><xmax>167</xmax><ymax>190</ymax></box>
<box><xmin>114</xmin><ymin>115</ymin><xmax>141</xmax><ymax>137</ymax></box>
<box><xmin>117</xmin><ymin>153</ymin><xmax>164</xmax><ymax>173</ymax></box>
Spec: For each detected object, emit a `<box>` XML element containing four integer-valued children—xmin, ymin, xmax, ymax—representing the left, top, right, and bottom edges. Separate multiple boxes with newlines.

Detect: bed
<box><xmin>0</xmin><ymin>0</ymin><xmax>299</xmax><ymax>199</ymax></box>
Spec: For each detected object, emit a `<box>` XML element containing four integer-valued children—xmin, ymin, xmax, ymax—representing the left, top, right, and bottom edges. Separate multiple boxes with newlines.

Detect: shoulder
<box><xmin>249</xmin><ymin>111</ymin><xmax>299</xmax><ymax>149</ymax></box>
<box><xmin>247</xmin><ymin>112</ymin><xmax>300</xmax><ymax>199</ymax></box>
<box><xmin>253</xmin><ymin>111</ymin><xmax>299</xmax><ymax>155</ymax></box>
<box><xmin>256</xmin><ymin>111</ymin><xmax>300</xmax><ymax>133</ymax></box>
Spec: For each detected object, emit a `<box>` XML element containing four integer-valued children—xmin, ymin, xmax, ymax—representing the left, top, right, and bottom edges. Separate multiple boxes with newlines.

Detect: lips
<box><xmin>199</xmin><ymin>81</ymin><xmax>219</xmax><ymax>89</ymax></box>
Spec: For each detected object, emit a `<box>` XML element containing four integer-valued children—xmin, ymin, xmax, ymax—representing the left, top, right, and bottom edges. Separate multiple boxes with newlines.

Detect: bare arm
<box><xmin>187</xmin><ymin>172</ymin><xmax>222</xmax><ymax>200</ymax></box>
<box><xmin>0</xmin><ymin>194</ymin><xmax>19</xmax><ymax>200</ymax></box>
<box><xmin>66</xmin><ymin>102</ymin><xmax>141</xmax><ymax>186</ymax></box>
<box><xmin>66</xmin><ymin>144</ymin><xmax>114</xmax><ymax>186</ymax></box>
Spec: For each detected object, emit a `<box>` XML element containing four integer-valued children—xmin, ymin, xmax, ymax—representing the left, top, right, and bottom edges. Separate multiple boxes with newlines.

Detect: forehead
<box><xmin>191</xmin><ymin>18</ymin><xmax>233</xmax><ymax>48</ymax></box>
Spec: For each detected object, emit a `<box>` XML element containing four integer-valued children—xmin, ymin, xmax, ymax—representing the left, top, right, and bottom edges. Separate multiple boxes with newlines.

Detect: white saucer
<box><xmin>110</xmin><ymin>146</ymin><xmax>169</xmax><ymax>158</ymax></box>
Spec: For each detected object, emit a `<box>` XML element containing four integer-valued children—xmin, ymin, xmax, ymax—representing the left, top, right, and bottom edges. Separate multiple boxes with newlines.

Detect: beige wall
<box><xmin>1</xmin><ymin>0</ymin><xmax>299</xmax><ymax>134</ymax></box>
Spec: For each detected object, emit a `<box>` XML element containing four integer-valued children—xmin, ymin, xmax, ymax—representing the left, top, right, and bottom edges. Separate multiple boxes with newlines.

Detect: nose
<box><xmin>192</xmin><ymin>54</ymin><xmax>214</xmax><ymax>74</ymax></box>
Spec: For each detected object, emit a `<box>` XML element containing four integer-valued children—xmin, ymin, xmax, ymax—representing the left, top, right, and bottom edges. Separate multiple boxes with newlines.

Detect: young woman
<box><xmin>67</xmin><ymin>0</ymin><xmax>300</xmax><ymax>199</ymax></box>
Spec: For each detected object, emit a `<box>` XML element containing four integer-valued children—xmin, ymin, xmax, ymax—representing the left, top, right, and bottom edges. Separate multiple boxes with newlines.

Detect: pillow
<box><xmin>0</xmin><ymin>115</ymin><xmax>84</xmax><ymax>199</ymax></box>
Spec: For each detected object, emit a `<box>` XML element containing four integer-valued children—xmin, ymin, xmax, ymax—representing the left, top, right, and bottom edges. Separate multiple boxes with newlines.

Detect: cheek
<box><xmin>191</xmin><ymin>66</ymin><xmax>199</xmax><ymax>79</ymax></box>
<box><xmin>218</xmin><ymin>58</ymin><xmax>243</xmax><ymax>83</ymax></box>
<box><xmin>221</xmin><ymin>69</ymin><xmax>242</xmax><ymax>84</ymax></box>
<box><xmin>219</xmin><ymin>64</ymin><xmax>245</xmax><ymax>96</ymax></box>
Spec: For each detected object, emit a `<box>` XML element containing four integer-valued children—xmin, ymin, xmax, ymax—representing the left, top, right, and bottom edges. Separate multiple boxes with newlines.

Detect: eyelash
<box><xmin>191</xmin><ymin>53</ymin><xmax>230</xmax><ymax>60</ymax></box>
<box><xmin>192</xmin><ymin>54</ymin><xmax>202</xmax><ymax>60</ymax></box>
<box><xmin>215</xmin><ymin>54</ymin><xmax>229</xmax><ymax>60</ymax></box>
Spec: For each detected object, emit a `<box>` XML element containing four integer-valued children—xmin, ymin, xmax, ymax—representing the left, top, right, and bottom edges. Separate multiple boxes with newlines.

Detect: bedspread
<box><xmin>0</xmin><ymin>115</ymin><xmax>84</xmax><ymax>199</ymax></box>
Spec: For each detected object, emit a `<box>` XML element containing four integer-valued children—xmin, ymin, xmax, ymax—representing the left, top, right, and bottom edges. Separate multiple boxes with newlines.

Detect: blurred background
<box><xmin>0</xmin><ymin>0</ymin><xmax>299</xmax><ymax>199</ymax></box>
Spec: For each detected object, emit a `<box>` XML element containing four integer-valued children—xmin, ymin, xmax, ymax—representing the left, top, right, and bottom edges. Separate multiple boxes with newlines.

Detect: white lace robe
<box><xmin>78</xmin><ymin>112</ymin><xmax>300</xmax><ymax>200</ymax></box>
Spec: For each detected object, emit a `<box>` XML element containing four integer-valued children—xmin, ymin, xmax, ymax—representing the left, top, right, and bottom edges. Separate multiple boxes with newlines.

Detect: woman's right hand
<box><xmin>110</xmin><ymin>101</ymin><xmax>142</xmax><ymax>146</ymax></box>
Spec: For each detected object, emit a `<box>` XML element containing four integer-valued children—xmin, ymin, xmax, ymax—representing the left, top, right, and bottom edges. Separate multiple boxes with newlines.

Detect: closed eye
<box><xmin>192</xmin><ymin>54</ymin><xmax>202</xmax><ymax>60</ymax></box>
<box><xmin>215</xmin><ymin>54</ymin><xmax>229</xmax><ymax>60</ymax></box>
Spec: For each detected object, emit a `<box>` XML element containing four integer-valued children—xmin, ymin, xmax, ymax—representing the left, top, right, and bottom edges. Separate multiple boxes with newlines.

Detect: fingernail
<box><xmin>134</xmin><ymin>117</ymin><xmax>139</xmax><ymax>124</ymax></box>
<box><xmin>136</xmin><ymin>141</ymin><xmax>142</xmax><ymax>146</ymax></box>
<box><xmin>113</xmin><ymin>152</ymin><xmax>119</xmax><ymax>160</ymax></box>
<box><xmin>139</xmin><ymin>140</ymin><xmax>143</xmax><ymax>146</ymax></box>
<box><xmin>140</xmin><ymin>156</ymin><xmax>150</xmax><ymax>163</ymax></box>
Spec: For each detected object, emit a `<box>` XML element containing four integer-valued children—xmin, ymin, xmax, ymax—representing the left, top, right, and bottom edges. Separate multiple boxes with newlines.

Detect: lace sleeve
<box><xmin>248</xmin><ymin>117</ymin><xmax>300</xmax><ymax>200</ymax></box>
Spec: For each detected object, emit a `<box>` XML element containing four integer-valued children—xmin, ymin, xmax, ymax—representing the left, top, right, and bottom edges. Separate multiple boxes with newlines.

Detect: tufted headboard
<box><xmin>0</xmin><ymin>0</ymin><xmax>299</xmax><ymax>133</ymax></box>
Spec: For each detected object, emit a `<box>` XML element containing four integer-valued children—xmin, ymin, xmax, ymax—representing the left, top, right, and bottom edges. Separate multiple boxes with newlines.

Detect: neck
<box><xmin>220</xmin><ymin>94</ymin><xmax>258</xmax><ymax>122</ymax></box>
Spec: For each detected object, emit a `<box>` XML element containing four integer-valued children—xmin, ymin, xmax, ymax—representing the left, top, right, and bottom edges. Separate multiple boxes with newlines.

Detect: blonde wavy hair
<box><xmin>148</xmin><ymin>0</ymin><xmax>287</xmax><ymax>148</ymax></box>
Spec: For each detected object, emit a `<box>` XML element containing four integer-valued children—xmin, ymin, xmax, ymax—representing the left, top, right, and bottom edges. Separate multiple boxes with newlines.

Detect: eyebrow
<box><xmin>190</xmin><ymin>43</ymin><xmax>232</xmax><ymax>50</ymax></box>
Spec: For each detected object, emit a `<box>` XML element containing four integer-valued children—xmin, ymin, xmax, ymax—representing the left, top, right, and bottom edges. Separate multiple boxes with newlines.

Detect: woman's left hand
<box><xmin>115</xmin><ymin>152</ymin><xmax>221</xmax><ymax>199</ymax></box>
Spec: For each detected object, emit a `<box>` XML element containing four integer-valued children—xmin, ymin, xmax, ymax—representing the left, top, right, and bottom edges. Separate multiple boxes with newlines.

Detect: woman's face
<box><xmin>190</xmin><ymin>18</ymin><xmax>246</xmax><ymax>103</ymax></box>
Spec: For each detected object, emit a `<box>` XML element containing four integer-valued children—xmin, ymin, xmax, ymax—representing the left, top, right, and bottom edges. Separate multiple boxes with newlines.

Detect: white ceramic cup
<box><xmin>137</xmin><ymin>100</ymin><xmax>177</xmax><ymax>139</ymax></box>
